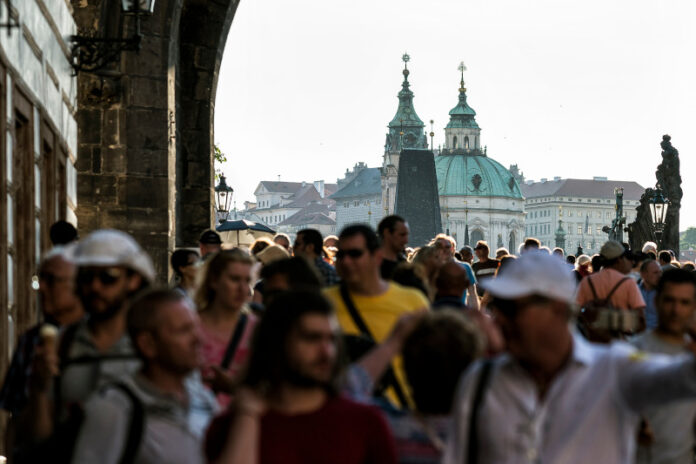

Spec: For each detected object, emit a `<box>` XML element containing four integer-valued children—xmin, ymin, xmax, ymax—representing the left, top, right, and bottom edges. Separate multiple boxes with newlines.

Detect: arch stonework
<box><xmin>71</xmin><ymin>0</ymin><xmax>239</xmax><ymax>278</ymax></box>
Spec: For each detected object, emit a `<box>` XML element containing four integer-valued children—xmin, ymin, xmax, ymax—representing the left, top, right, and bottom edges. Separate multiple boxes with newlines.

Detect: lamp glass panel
<box><xmin>649</xmin><ymin>202</ymin><xmax>657</xmax><ymax>224</ymax></box>
<box><xmin>654</xmin><ymin>204</ymin><xmax>664</xmax><ymax>224</ymax></box>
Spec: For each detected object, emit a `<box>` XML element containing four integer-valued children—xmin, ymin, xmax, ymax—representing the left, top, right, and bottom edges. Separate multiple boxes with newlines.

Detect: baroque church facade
<box><xmin>379</xmin><ymin>56</ymin><xmax>525</xmax><ymax>251</ymax></box>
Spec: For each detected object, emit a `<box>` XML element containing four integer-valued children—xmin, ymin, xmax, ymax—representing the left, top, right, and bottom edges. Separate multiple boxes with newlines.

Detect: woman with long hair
<box><xmin>196</xmin><ymin>248</ymin><xmax>257</xmax><ymax>405</ymax></box>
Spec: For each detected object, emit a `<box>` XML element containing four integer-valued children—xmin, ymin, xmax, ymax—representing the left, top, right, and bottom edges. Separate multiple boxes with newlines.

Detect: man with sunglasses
<box><xmin>22</xmin><ymin>229</ymin><xmax>156</xmax><ymax>445</ymax></box>
<box><xmin>324</xmin><ymin>224</ymin><xmax>428</xmax><ymax>408</ymax></box>
<box><xmin>444</xmin><ymin>251</ymin><xmax>696</xmax><ymax>464</ymax></box>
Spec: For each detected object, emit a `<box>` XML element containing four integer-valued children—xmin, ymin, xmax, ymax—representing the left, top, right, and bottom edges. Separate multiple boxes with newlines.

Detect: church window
<box><xmin>464</xmin><ymin>136</ymin><xmax>470</xmax><ymax>149</ymax></box>
<box><xmin>344</xmin><ymin>202</ymin><xmax>348</xmax><ymax>208</ymax></box>
<box><xmin>578</xmin><ymin>226</ymin><xmax>582</xmax><ymax>234</ymax></box>
<box><xmin>453</xmin><ymin>136</ymin><xmax>458</xmax><ymax>148</ymax></box>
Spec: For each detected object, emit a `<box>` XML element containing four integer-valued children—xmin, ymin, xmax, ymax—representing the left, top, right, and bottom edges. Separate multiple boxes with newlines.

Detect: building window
<box><xmin>578</xmin><ymin>226</ymin><xmax>582</xmax><ymax>234</ymax></box>
<box><xmin>354</xmin><ymin>201</ymin><xmax>359</xmax><ymax>207</ymax></box>
<box><xmin>453</xmin><ymin>136</ymin><xmax>458</xmax><ymax>148</ymax></box>
<box><xmin>464</xmin><ymin>136</ymin><xmax>469</xmax><ymax>149</ymax></box>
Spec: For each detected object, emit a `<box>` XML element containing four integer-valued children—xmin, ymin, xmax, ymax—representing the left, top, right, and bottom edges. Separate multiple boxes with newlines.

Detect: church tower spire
<box><xmin>385</xmin><ymin>53</ymin><xmax>427</xmax><ymax>154</ymax></box>
<box><xmin>444</xmin><ymin>62</ymin><xmax>482</xmax><ymax>153</ymax></box>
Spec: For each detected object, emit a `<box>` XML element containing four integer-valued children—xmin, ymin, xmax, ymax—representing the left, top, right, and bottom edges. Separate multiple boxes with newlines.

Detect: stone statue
<box><xmin>627</xmin><ymin>187</ymin><xmax>656</xmax><ymax>252</ymax></box>
<box><xmin>656</xmin><ymin>135</ymin><xmax>682</xmax><ymax>254</ymax></box>
<box><xmin>628</xmin><ymin>135</ymin><xmax>682</xmax><ymax>254</ymax></box>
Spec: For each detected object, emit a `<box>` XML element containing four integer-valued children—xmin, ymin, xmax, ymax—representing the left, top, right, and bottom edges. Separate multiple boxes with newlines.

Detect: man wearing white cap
<box><xmin>443</xmin><ymin>251</ymin><xmax>696</xmax><ymax>464</ymax></box>
<box><xmin>23</xmin><ymin>229</ymin><xmax>155</xmax><ymax>443</ymax></box>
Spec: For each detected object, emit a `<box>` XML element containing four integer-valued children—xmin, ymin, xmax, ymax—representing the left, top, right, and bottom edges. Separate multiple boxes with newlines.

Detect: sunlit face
<box><xmin>274</xmin><ymin>236</ymin><xmax>290</xmax><ymax>251</ymax></box>
<box><xmin>285</xmin><ymin>313</ymin><xmax>338</xmax><ymax>386</ymax></box>
<box><xmin>150</xmin><ymin>300</ymin><xmax>203</xmax><ymax>374</ymax></box>
<box><xmin>212</xmin><ymin>261</ymin><xmax>251</xmax><ymax>310</ymax></box>
<box><xmin>641</xmin><ymin>261</ymin><xmax>662</xmax><ymax>288</ymax></box>
<box><xmin>336</xmin><ymin>235</ymin><xmax>380</xmax><ymax>286</ymax></box>
<box><xmin>385</xmin><ymin>222</ymin><xmax>410</xmax><ymax>253</ymax></box>
<box><xmin>39</xmin><ymin>256</ymin><xmax>80</xmax><ymax>318</ymax></box>
<box><xmin>656</xmin><ymin>282</ymin><xmax>696</xmax><ymax>337</ymax></box>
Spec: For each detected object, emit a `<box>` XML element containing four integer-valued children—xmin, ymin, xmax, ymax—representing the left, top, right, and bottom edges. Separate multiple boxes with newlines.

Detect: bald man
<box><xmin>432</xmin><ymin>261</ymin><xmax>471</xmax><ymax>310</ymax></box>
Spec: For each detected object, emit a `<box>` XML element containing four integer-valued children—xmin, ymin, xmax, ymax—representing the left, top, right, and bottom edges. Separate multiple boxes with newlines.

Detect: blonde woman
<box><xmin>196</xmin><ymin>248</ymin><xmax>257</xmax><ymax>406</ymax></box>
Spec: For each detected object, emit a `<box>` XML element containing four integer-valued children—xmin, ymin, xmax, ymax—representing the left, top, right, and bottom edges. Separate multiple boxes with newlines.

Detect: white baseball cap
<box><xmin>74</xmin><ymin>229</ymin><xmax>156</xmax><ymax>283</ymax></box>
<box><xmin>480</xmin><ymin>250</ymin><xmax>576</xmax><ymax>303</ymax></box>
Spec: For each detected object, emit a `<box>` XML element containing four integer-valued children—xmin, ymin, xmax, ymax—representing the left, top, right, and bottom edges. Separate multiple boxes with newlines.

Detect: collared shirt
<box><xmin>315</xmin><ymin>256</ymin><xmax>341</xmax><ymax>286</ymax></box>
<box><xmin>444</xmin><ymin>333</ymin><xmax>696</xmax><ymax>464</ymax></box>
<box><xmin>71</xmin><ymin>373</ymin><xmax>213</xmax><ymax>464</ymax></box>
<box><xmin>638</xmin><ymin>282</ymin><xmax>658</xmax><ymax>330</ymax></box>
<box><xmin>631</xmin><ymin>331</ymin><xmax>696</xmax><ymax>464</ymax></box>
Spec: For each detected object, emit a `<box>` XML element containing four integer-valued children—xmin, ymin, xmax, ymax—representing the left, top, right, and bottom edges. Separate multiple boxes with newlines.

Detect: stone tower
<box><xmin>381</xmin><ymin>53</ymin><xmax>428</xmax><ymax>215</ymax></box>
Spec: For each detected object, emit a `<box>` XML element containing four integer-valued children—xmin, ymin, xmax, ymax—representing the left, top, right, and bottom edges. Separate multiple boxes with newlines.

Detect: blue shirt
<box><xmin>457</xmin><ymin>261</ymin><xmax>477</xmax><ymax>304</ymax></box>
<box><xmin>639</xmin><ymin>282</ymin><xmax>658</xmax><ymax>330</ymax></box>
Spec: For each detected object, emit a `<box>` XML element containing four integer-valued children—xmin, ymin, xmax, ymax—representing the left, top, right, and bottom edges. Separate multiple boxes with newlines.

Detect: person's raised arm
<box><xmin>214</xmin><ymin>388</ymin><xmax>266</xmax><ymax>464</ymax></box>
<box><xmin>617</xmin><ymin>345</ymin><xmax>696</xmax><ymax>413</ymax></box>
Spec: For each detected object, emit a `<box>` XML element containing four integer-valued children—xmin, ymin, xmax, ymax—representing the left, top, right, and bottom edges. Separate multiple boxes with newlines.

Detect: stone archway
<box><xmin>71</xmin><ymin>0</ymin><xmax>240</xmax><ymax>278</ymax></box>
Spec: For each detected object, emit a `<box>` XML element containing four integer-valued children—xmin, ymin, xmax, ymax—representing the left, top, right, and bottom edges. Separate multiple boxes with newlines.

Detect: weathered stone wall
<box><xmin>72</xmin><ymin>0</ymin><xmax>239</xmax><ymax>279</ymax></box>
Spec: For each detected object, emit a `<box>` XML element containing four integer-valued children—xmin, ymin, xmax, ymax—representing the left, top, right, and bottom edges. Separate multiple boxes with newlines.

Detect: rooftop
<box><xmin>521</xmin><ymin>178</ymin><xmax>645</xmax><ymax>200</ymax></box>
<box><xmin>331</xmin><ymin>167</ymin><xmax>382</xmax><ymax>200</ymax></box>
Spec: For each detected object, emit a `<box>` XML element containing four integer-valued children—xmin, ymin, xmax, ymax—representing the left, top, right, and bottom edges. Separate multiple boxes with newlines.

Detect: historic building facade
<box><xmin>0</xmin><ymin>0</ymin><xmax>78</xmax><ymax>446</ymax></box>
<box><xmin>332</xmin><ymin>163</ymin><xmax>383</xmax><ymax>231</ymax></box>
<box><xmin>522</xmin><ymin>177</ymin><xmax>644</xmax><ymax>254</ymax></box>
<box><xmin>434</xmin><ymin>68</ymin><xmax>525</xmax><ymax>252</ymax></box>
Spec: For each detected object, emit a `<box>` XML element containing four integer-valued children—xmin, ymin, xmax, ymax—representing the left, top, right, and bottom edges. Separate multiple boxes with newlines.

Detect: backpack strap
<box><xmin>605</xmin><ymin>277</ymin><xmax>631</xmax><ymax>303</ymax></box>
<box><xmin>467</xmin><ymin>360</ymin><xmax>493</xmax><ymax>464</ymax></box>
<box><xmin>108</xmin><ymin>382</ymin><xmax>145</xmax><ymax>464</ymax></box>
<box><xmin>339</xmin><ymin>283</ymin><xmax>409</xmax><ymax>408</ymax></box>
<box><xmin>220</xmin><ymin>313</ymin><xmax>248</xmax><ymax>369</ymax></box>
<box><xmin>586</xmin><ymin>275</ymin><xmax>599</xmax><ymax>300</ymax></box>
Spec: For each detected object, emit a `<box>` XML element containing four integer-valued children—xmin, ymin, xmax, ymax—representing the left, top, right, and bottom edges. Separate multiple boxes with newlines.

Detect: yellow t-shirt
<box><xmin>323</xmin><ymin>282</ymin><xmax>429</xmax><ymax>407</ymax></box>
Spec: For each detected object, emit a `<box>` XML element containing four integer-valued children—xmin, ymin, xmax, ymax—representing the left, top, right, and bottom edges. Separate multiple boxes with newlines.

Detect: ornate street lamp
<box><xmin>649</xmin><ymin>187</ymin><xmax>669</xmax><ymax>249</ymax></box>
<box><xmin>214</xmin><ymin>175</ymin><xmax>234</xmax><ymax>224</ymax></box>
<box><xmin>70</xmin><ymin>0</ymin><xmax>157</xmax><ymax>74</ymax></box>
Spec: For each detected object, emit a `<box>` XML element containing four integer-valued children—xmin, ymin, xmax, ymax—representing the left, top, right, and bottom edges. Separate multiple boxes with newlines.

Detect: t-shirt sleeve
<box><xmin>461</xmin><ymin>262</ymin><xmax>477</xmax><ymax>285</ymax></box>
<box><xmin>408</xmin><ymin>288</ymin><xmax>430</xmax><ymax>311</ymax></box>
<box><xmin>364</xmin><ymin>405</ymin><xmax>398</xmax><ymax>464</ymax></box>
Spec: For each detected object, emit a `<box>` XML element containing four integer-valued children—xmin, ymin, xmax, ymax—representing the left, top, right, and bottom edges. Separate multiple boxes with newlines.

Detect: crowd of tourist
<box><xmin>2</xmin><ymin>216</ymin><xmax>696</xmax><ymax>463</ymax></box>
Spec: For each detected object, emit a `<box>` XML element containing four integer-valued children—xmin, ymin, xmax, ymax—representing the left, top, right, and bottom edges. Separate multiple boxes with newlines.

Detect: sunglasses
<box><xmin>77</xmin><ymin>267</ymin><xmax>125</xmax><ymax>286</ymax></box>
<box><xmin>336</xmin><ymin>248</ymin><xmax>366</xmax><ymax>260</ymax></box>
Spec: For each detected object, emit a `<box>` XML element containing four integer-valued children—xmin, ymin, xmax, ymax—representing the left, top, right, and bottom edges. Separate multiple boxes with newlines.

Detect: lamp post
<box><xmin>649</xmin><ymin>187</ymin><xmax>669</xmax><ymax>250</ymax></box>
<box><xmin>70</xmin><ymin>0</ymin><xmax>157</xmax><ymax>74</ymax></box>
<box><xmin>214</xmin><ymin>174</ymin><xmax>234</xmax><ymax>224</ymax></box>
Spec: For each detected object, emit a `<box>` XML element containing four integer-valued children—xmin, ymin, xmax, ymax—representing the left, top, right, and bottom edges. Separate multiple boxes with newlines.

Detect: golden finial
<box><xmin>458</xmin><ymin>61</ymin><xmax>467</xmax><ymax>93</ymax></box>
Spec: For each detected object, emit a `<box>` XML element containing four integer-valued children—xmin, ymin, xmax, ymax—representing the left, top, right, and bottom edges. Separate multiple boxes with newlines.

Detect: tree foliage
<box><xmin>680</xmin><ymin>227</ymin><xmax>696</xmax><ymax>251</ymax></box>
<box><xmin>213</xmin><ymin>144</ymin><xmax>227</xmax><ymax>182</ymax></box>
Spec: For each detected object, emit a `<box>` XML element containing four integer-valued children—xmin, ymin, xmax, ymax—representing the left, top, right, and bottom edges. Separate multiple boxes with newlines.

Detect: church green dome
<box><xmin>435</xmin><ymin>152</ymin><xmax>523</xmax><ymax>199</ymax></box>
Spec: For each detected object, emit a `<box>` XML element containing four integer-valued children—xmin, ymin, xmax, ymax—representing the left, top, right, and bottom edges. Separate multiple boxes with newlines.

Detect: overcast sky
<box><xmin>215</xmin><ymin>0</ymin><xmax>696</xmax><ymax>228</ymax></box>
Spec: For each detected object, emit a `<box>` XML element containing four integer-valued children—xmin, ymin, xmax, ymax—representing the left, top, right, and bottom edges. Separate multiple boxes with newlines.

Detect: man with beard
<box><xmin>71</xmin><ymin>289</ymin><xmax>209</xmax><ymax>464</ymax></box>
<box><xmin>23</xmin><ymin>229</ymin><xmax>155</xmax><ymax>443</ymax></box>
<box><xmin>206</xmin><ymin>290</ymin><xmax>397</xmax><ymax>464</ymax></box>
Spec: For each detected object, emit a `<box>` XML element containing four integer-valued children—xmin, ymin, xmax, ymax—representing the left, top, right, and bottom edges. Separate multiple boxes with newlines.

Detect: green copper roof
<box><xmin>435</xmin><ymin>153</ymin><xmax>523</xmax><ymax>199</ymax></box>
<box><xmin>446</xmin><ymin>89</ymin><xmax>479</xmax><ymax>130</ymax></box>
<box><xmin>385</xmin><ymin>54</ymin><xmax>427</xmax><ymax>152</ymax></box>
<box><xmin>388</xmin><ymin>67</ymin><xmax>425</xmax><ymax>129</ymax></box>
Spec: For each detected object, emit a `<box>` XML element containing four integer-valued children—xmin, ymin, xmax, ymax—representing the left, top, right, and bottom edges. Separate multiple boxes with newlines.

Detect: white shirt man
<box><xmin>444</xmin><ymin>252</ymin><xmax>696</xmax><ymax>464</ymax></box>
